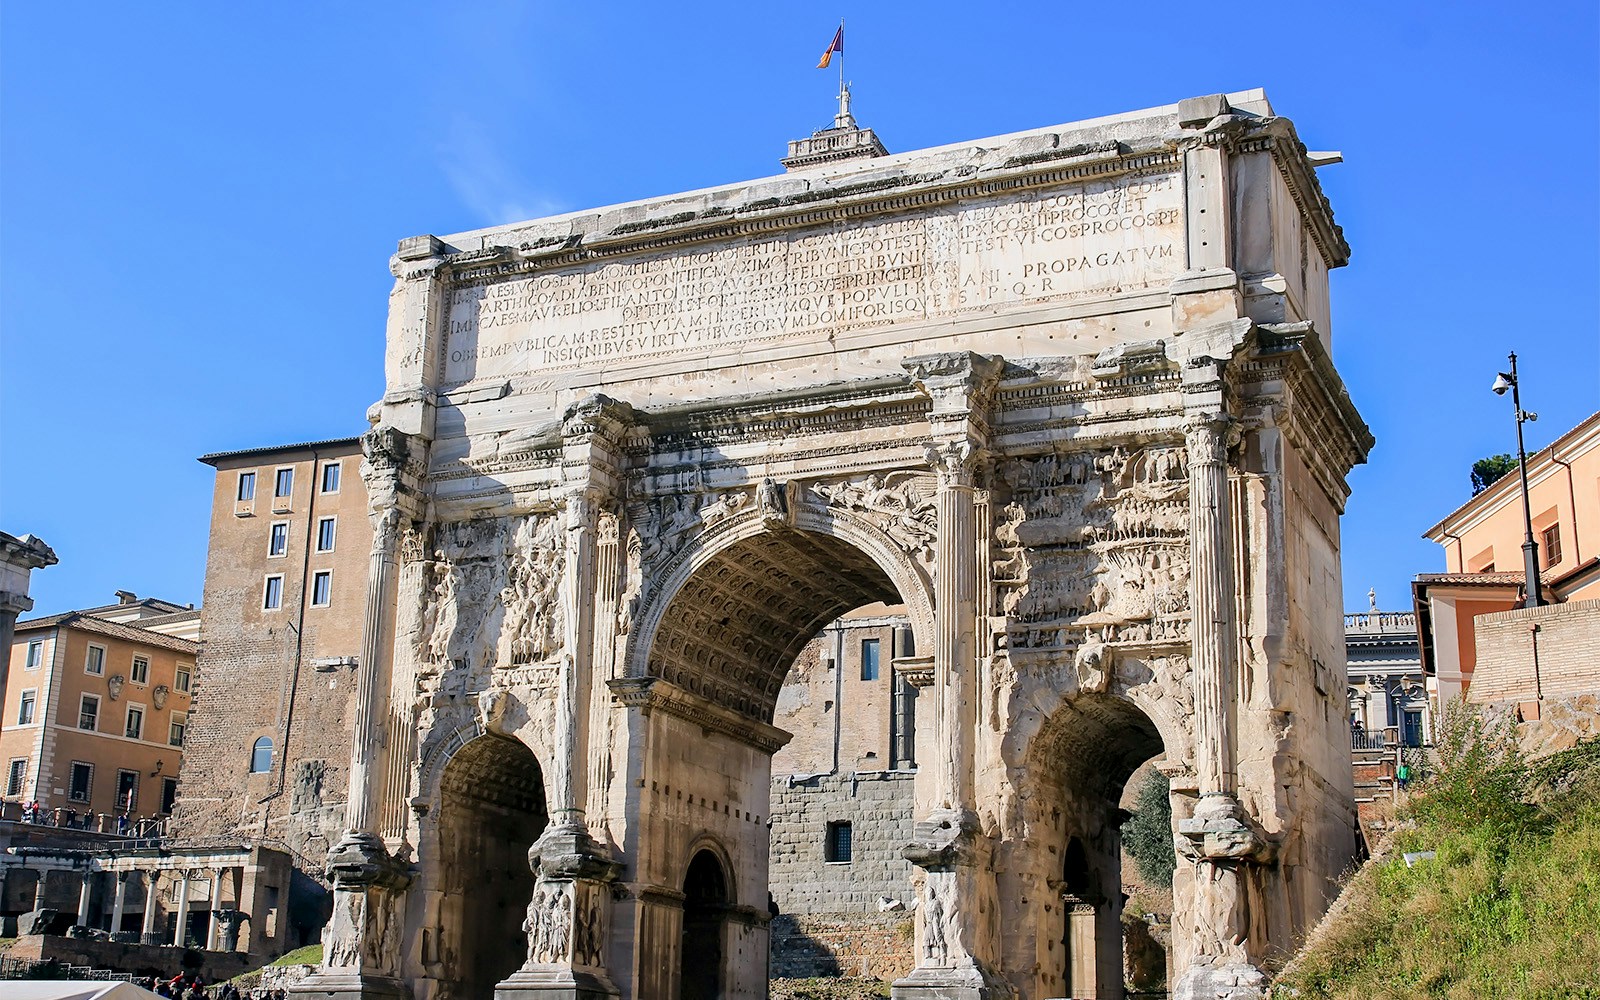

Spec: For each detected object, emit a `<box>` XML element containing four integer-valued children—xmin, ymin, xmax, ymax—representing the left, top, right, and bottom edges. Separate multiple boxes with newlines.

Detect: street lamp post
<box><xmin>1491</xmin><ymin>352</ymin><xmax>1544</xmax><ymax>609</ymax></box>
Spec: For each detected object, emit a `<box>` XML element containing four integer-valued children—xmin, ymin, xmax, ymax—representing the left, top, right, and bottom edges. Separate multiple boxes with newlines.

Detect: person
<box><xmin>1396</xmin><ymin>761</ymin><xmax>1412</xmax><ymax>789</ymax></box>
<box><xmin>117</xmin><ymin>812</ymin><xmax>131</xmax><ymax>835</ymax></box>
<box><xmin>155</xmin><ymin>982</ymin><xmax>172</xmax><ymax>999</ymax></box>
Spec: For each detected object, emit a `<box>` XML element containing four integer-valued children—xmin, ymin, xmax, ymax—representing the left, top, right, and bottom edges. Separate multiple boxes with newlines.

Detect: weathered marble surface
<box><xmin>297</xmin><ymin>89</ymin><xmax>1370</xmax><ymax>1000</ymax></box>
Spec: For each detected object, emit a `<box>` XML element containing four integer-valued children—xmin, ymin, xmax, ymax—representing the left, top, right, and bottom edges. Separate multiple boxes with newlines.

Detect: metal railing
<box><xmin>0</xmin><ymin>798</ymin><xmax>170</xmax><ymax>838</ymax></box>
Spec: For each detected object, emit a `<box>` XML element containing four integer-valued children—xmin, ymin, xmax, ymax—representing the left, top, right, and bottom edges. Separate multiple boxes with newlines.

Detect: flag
<box><xmin>817</xmin><ymin>26</ymin><xmax>843</xmax><ymax>69</ymax></box>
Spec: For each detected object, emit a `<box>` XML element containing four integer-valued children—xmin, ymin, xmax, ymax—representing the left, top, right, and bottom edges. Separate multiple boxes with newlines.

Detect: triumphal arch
<box><xmin>292</xmin><ymin>90</ymin><xmax>1371</xmax><ymax>1000</ymax></box>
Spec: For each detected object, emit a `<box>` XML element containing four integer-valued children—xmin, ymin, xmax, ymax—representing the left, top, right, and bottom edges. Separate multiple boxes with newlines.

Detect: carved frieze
<box><xmin>811</xmin><ymin>473</ymin><xmax>938</xmax><ymax>555</ymax></box>
<box><xmin>994</xmin><ymin>444</ymin><xmax>1191</xmax><ymax>655</ymax></box>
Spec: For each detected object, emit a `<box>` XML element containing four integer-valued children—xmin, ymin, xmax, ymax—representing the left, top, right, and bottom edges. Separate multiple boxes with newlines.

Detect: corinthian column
<box><xmin>894</xmin><ymin>353</ymin><xmax>1004</xmax><ymax>1000</ymax></box>
<box><xmin>497</xmin><ymin>395</ymin><xmax>631</xmax><ymax>1000</ymax></box>
<box><xmin>1172</xmin><ymin>333</ymin><xmax>1272</xmax><ymax>1000</ymax></box>
<box><xmin>295</xmin><ymin>426</ymin><xmax>418</xmax><ymax>1000</ymax></box>
<box><xmin>1185</xmin><ymin>412</ymin><xmax>1239</xmax><ymax>800</ymax></box>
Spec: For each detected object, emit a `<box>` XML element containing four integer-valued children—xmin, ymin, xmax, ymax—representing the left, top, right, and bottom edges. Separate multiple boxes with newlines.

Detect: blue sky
<box><xmin>2</xmin><ymin>3</ymin><xmax>1596</xmax><ymax>618</ymax></box>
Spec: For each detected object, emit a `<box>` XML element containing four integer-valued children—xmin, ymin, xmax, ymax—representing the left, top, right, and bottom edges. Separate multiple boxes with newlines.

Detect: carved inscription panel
<box><xmin>444</xmin><ymin>170</ymin><xmax>1182</xmax><ymax>384</ymax></box>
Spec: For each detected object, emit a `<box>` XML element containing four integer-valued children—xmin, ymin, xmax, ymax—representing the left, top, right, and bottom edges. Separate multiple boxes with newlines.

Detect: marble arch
<box><xmin>292</xmin><ymin>92</ymin><xmax>1372</xmax><ymax>1000</ymax></box>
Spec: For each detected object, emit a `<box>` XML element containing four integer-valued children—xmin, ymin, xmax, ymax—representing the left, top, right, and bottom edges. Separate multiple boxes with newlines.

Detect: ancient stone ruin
<box><xmin>289</xmin><ymin>89</ymin><xmax>1372</xmax><ymax>1000</ymax></box>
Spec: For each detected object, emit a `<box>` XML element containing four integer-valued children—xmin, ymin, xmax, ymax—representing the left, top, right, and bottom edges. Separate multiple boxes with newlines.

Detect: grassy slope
<box><xmin>1276</xmin><ymin>742</ymin><xmax>1600</xmax><ymax>1000</ymax></box>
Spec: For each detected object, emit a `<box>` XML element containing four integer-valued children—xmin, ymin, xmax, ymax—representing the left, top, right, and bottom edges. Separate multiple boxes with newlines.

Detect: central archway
<box><xmin>620</xmin><ymin>514</ymin><xmax>931</xmax><ymax>1000</ymax></box>
<box><xmin>437</xmin><ymin>734</ymin><xmax>547</xmax><ymax>1000</ymax></box>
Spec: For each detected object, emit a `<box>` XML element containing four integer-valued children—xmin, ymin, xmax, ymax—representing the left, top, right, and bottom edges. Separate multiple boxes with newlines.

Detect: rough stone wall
<box><xmin>173</xmin><ymin>445</ymin><xmax>367</xmax><ymax>864</ymax></box>
<box><xmin>767</xmin><ymin>771</ymin><xmax>916</xmax><ymax>979</ymax></box>
<box><xmin>1470</xmin><ymin>599</ymin><xmax>1600</xmax><ymax>703</ymax></box>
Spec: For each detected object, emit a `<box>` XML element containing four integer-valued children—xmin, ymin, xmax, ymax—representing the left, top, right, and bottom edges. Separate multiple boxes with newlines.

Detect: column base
<box><xmin>495</xmin><ymin>968</ymin><xmax>618</xmax><ymax>1000</ymax></box>
<box><xmin>1171</xmin><ymin>960</ymin><xmax>1268</xmax><ymax>1000</ymax></box>
<box><xmin>892</xmin><ymin>966</ymin><xmax>1009</xmax><ymax>1000</ymax></box>
<box><xmin>289</xmin><ymin>973</ymin><xmax>411</xmax><ymax>1000</ymax></box>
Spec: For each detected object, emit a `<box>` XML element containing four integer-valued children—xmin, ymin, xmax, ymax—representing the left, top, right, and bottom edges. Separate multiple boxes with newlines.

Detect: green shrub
<box><xmin>1121</xmin><ymin>769</ymin><xmax>1176</xmax><ymax>888</ymax></box>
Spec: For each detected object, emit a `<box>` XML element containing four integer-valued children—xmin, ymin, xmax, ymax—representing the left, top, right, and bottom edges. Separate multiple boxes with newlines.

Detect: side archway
<box><xmin>434</xmin><ymin>733</ymin><xmax>548</xmax><ymax>999</ymax></box>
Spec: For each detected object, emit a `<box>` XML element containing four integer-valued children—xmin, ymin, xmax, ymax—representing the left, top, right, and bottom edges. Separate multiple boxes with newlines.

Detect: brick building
<box><xmin>1</xmin><ymin>593</ymin><xmax>198</xmax><ymax>822</ymax></box>
<box><xmin>171</xmin><ymin>437</ymin><xmax>370</xmax><ymax>865</ymax></box>
<box><xmin>768</xmin><ymin>605</ymin><xmax>920</xmax><ymax>980</ymax></box>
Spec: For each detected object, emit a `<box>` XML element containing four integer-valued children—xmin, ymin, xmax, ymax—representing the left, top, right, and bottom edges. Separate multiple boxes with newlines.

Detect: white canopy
<box><xmin>3</xmin><ymin>983</ymin><xmax>163</xmax><ymax>1000</ymax></box>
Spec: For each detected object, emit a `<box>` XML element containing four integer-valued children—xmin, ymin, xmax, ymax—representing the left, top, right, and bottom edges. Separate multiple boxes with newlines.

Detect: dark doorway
<box><xmin>438</xmin><ymin>735</ymin><xmax>548</xmax><ymax>999</ymax></box>
<box><xmin>680</xmin><ymin>849</ymin><xmax>729</xmax><ymax>1000</ymax></box>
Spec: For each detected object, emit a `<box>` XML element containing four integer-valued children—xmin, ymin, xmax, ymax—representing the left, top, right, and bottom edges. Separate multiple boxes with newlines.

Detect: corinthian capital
<box><xmin>1182</xmin><ymin>414</ymin><xmax>1240</xmax><ymax>466</ymax></box>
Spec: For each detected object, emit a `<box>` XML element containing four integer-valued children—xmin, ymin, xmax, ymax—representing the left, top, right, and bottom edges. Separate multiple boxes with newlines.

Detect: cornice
<box><xmin>441</xmin><ymin>145</ymin><xmax>1182</xmax><ymax>286</ymax></box>
<box><xmin>607</xmin><ymin>676</ymin><xmax>792</xmax><ymax>754</ymax></box>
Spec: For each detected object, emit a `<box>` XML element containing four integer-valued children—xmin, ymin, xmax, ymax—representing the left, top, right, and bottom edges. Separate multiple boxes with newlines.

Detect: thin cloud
<box><xmin>437</xmin><ymin>116</ymin><xmax>565</xmax><ymax>227</ymax></box>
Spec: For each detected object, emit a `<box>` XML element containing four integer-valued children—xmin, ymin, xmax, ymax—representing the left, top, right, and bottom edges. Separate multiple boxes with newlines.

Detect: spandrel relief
<box><xmin>996</xmin><ymin>445</ymin><xmax>1191</xmax><ymax>653</ymax></box>
<box><xmin>810</xmin><ymin>472</ymin><xmax>938</xmax><ymax>555</ymax></box>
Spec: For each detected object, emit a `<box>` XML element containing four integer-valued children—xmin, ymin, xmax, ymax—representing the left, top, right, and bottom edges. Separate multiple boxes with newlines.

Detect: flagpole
<box><xmin>838</xmin><ymin>18</ymin><xmax>845</xmax><ymax>109</ymax></box>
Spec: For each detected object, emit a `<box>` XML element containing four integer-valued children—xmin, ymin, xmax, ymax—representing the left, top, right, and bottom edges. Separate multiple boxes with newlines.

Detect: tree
<box><xmin>1121</xmin><ymin>769</ymin><xmax>1176</xmax><ymax>887</ymax></box>
<box><xmin>1471</xmin><ymin>454</ymin><xmax>1517</xmax><ymax>496</ymax></box>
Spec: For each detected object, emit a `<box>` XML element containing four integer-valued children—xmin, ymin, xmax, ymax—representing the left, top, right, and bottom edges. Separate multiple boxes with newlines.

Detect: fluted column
<box><xmin>141</xmin><ymin>871</ymin><xmax>161</xmax><ymax>945</ymax></box>
<box><xmin>895</xmin><ymin>353</ymin><xmax>1004</xmax><ymax>1000</ymax></box>
<box><xmin>497</xmin><ymin>396</ymin><xmax>630</xmax><ymax>1000</ymax></box>
<box><xmin>1185</xmin><ymin>412</ymin><xmax>1239</xmax><ymax>799</ymax></box>
<box><xmin>173</xmin><ymin>871</ymin><xmax>192</xmax><ymax>947</ymax></box>
<box><xmin>297</xmin><ymin>427</ymin><xmax>417</xmax><ymax>1000</ymax></box>
<box><xmin>75</xmin><ymin>872</ymin><xmax>94</xmax><ymax>929</ymax></box>
<box><xmin>111</xmin><ymin>872</ymin><xmax>128</xmax><ymax>935</ymax></box>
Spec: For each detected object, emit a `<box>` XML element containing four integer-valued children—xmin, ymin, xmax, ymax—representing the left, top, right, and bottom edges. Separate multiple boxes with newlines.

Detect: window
<box><xmin>1542</xmin><ymin>523</ymin><xmax>1563</xmax><ymax>568</ymax></box>
<box><xmin>169</xmin><ymin>712</ymin><xmax>187</xmax><ymax>747</ymax></box>
<box><xmin>125</xmin><ymin>705</ymin><xmax>144</xmax><ymax>740</ymax></box>
<box><xmin>268</xmin><ymin>522</ymin><xmax>289</xmax><ymax>557</ymax></box>
<box><xmin>321</xmin><ymin>462</ymin><xmax>341</xmax><ymax>494</ymax></box>
<box><xmin>263</xmin><ymin>575</ymin><xmax>284</xmax><ymax>610</ymax></box>
<box><xmin>68</xmin><ymin>762</ymin><xmax>93</xmax><ymax>803</ymax></box>
<box><xmin>174</xmin><ymin>665</ymin><xmax>191</xmax><ymax>693</ymax></box>
<box><xmin>860</xmin><ymin>638</ymin><xmax>881</xmax><ymax>681</ymax></box>
<box><xmin>116</xmin><ymin>770</ymin><xmax>139</xmax><ymax>812</ymax></box>
<box><xmin>24</xmin><ymin>639</ymin><xmax>43</xmax><ymax>670</ymax></box>
<box><xmin>236</xmin><ymin>472</ymin><xmax>256</xmax><ymax>502</ymax></box>
<box><xmin>17</xmin><ymin>690</ymin><xmax>37</xmax><ymax>725</ymax></box>
<box><xmin>825</xmin><ymin>821</ymin><xmax>853</xmax><ymax>863</ymax></box>
<box><xmin>274</xmin><ymin>468</ymin><xmax>294</xmax><ymax>498</ymax></box>
<box><xmin>316</xmin><ymin>516</ymin><xmax>336</xmax><ymax>553</ymax></box>
<box><xmin>85</xmin><ymin>644</ymin><xmax>105</xmax><ymax>675</ymax></box>
<box><xmin>131</xmin><ymin>655</ymin><xmax>149</xmax><ymax>685</ymax></box>
<box><xmin>79</xmin><ymin>694</ymin><xmax>100</xmax><ymax>731</ymax></box>
<box><xmin>311</xmin><ymin>571</ymin><xmax>333</xmax><ymax>608</ymax></box>
<box><xmin>250</xmin><ymin>737</ymin><xmax>274</xmax><ymax>774</ymax></box>
<box><xmin>6</xmin><ymin>759</ymin><xmax>26</xmax><ymax>798</ymax></box>
<box><xmin>161</xmin><ymin>777</ymin><xmax>178</xmax><ymax>814</ymax></box>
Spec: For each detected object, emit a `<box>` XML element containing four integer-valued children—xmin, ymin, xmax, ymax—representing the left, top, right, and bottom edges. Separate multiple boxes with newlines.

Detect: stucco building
<box><xmin>170</xmin><ymin>437</ymin><xmax>370</xmax><ymax>865</ymax></box>
<box><xmin>1416</xmin><ymin>410</ymin><xmax>1600</xmax><ymax>709</ymax></box>
<box><xmin>1</xmin><ymin>594</ymin><xmax>198</xmax><ymax>823</ymax></box>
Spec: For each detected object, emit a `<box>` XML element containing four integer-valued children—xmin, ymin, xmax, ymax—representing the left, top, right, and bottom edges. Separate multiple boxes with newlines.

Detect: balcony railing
<box><xmin>1344</xmin><ymin>611</ymin><xmax>1418</xmax><ymax>635</ymax></box>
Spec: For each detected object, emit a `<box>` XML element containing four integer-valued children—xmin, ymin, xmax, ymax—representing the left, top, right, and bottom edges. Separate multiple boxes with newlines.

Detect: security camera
<box><xmin>1492</xmin><ymin>373</ymin><xmax>1514</xmax><ymax>396</ymax></box>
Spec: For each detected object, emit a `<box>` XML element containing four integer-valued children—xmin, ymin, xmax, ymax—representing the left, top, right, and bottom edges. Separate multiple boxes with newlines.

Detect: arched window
<box><xmin>249</xmin><ymin>737</ymin><xmax>274</xmax><ymax>773</ymax></box>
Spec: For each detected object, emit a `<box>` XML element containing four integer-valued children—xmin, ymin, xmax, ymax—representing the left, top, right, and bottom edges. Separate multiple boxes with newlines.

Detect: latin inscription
<box><xmin>444</xmin><ymin>171</ymin><xmax>1182</xmax><ymax>383</ymax></box>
